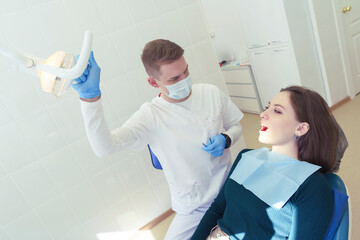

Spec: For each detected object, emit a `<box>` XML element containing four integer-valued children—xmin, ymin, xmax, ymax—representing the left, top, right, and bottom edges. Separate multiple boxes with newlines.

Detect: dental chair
<box><xmin>147</xmin><ymin>145</ymin><xmax>162</xmax><ymax>170</ymax></box>
<box><xmin>324</xmin><ymin>173</ymin><xmax>350</xmax><ymax>240</ymax></box>
<box><xmin>147</xmin><ymin>146</ymin><xmax>350</xmax><ymax>239</ymax></box>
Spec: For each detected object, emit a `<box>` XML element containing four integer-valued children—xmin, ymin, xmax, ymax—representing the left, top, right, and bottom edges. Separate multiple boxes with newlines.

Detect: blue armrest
<box><xmin>148</xmin><ymin>145</ymin><xmax>162</xmax><ymax>170</ymax></box>
<box><xmin>324</xmin><ymin>173</ymin><xmax>349</xmax><ymax>240</ymax></box>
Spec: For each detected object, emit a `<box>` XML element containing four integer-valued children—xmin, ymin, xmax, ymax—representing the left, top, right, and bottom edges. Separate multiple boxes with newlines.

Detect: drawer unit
<box><xmin>231</xmin><ymin>96</ymin><xmax>262</xmax><ymax>113</ymax></box>
<box><xmin>222</xmin><ymin>65</ymin><xmax>262</xmax><ymax>113</ymax></box>
<box><xmin>222</xmin><ymin>68</ymin><xmax>252</xmax><ymax>84</ymax></box>
<box><xmin>227</xmin><ymin>84</ymin><xmax>257</xmax><ymax>98</ymax></box>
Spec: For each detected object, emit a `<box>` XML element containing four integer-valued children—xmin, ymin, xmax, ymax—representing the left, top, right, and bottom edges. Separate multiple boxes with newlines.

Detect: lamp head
<box><xmin>39</xmin><ymin>51</ymin><xmax>75</xmax><ymax>97</ymax></box>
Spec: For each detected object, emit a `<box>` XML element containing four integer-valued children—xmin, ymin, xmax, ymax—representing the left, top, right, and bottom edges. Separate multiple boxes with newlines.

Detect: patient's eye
<box><xmin>274</xmin><ymin>108</ymin><xmax>282</xmax><ymax>114</ymax></box>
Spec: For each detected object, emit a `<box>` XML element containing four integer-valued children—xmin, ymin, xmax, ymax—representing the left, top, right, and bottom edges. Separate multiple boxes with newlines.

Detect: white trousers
<box><xmin>164</xmin><ymin>205</ymin><xmax>210</xmax><ymax>240</ymax></box>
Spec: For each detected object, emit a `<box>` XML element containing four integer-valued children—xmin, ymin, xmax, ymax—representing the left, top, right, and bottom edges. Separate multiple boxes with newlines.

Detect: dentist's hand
<box><xmin>202</xmin><ymin>134</ymin><xmax>226</xmax><ymax>157</ymax></box>
<box><xmin>72</xmin><ymin>51</ymin><xmax>101</xmax><ymax>99</ymax></box>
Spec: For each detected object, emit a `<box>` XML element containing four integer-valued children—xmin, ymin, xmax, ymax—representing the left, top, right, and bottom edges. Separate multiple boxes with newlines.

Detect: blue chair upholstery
<box><xmin>147</xmin><ymin>145</ymin><xmax>162</xmax><ymax>170</ymax></box>
<box><xmin>324</xmin><ymin>173</ymin><xmax>349</xmax><ymax>240</ymax></box>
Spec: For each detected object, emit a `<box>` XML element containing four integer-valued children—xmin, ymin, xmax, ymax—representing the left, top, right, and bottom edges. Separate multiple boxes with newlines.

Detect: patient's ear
<box><xmin>147</xmin><ymin>76</ymin><xmax>159</xmax><ymax>88</ymax></box>
<box><xmin>296</xmin><ymin>122</ymin><xmax>310</xmax><ymax>137</ymax></box>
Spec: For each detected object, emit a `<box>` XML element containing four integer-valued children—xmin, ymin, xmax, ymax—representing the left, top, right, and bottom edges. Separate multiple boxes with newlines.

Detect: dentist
<box><xmin>73</xmin><ymin>39</ymin><xmax>244</xmax><ymax>240</ymax></box>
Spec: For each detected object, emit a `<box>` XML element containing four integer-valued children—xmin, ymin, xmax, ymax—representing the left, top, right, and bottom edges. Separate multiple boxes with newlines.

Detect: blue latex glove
<box><xmin>202</xmin><ymin>134</ymin><xmax>226</xmax><ymax>157</ymax></box>
<box><xmin>72</xmin><ymin>51</ymin><xmax>101</xmax><ymax>98</ymax></box>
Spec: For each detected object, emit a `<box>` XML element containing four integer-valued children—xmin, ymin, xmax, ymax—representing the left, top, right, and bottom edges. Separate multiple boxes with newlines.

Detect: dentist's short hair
<box><xmin>141</xmin><ymin>39</ymin><xmax>184</xmax><ymax>78</ymax></box>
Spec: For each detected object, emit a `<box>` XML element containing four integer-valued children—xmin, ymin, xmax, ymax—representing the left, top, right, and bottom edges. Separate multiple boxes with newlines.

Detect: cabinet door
<box><xmin>248</xmin><ymin>49</ymin><xmax>272</xmax><ymax>107</ymax></box>
<box><xmin>271</xmin><ymin>46</ymin><xmax>301</xmax><ymax>92</ymax></box>
<box><xmin>238</xmin><ymin>0</ymin><xmax>289</xmax><ymax>48</ymax></box>
<box><xmin>249</xmin><ymin>45</ymin><xmax>301</xmax><ymax>106</ymax></box>
<box><xmin>264</xmin><ymin>0</ymin><xmax>289</xmax><ymax>45</ymax></box>
<box><xmin>238</xmin><ymin>0</ymin><xmax>268</xmax><ymax>48</ymax></box>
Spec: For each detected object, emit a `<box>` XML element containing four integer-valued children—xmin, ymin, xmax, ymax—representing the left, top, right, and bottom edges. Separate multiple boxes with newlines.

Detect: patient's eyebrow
<box><xmin>274</xmin><ymin>104</ymin><xmax>285</xmax><ymax>110</ymax></box>
<box><xmin>268</xmin><ymin>101</ymin><xmax>286</xmax><ymax>110</ymax></box>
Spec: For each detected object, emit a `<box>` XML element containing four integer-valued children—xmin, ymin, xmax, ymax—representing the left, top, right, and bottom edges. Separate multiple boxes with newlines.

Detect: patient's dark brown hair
<box><xmin>281</xmin><ymin>86</ymin><xmax>340</xmax><ymax>173</ymax></box>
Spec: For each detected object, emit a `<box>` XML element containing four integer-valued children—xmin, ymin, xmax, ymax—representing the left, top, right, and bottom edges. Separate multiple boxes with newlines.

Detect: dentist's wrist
<box><xmin>80</xmin><ymin>95</ymin><xmax>101</xmax><ymax>102</ymax></box>
<box><xmin>221</xmin><ymin>133</ymin><xmax>231</xmax><ymax>149</ymax></box>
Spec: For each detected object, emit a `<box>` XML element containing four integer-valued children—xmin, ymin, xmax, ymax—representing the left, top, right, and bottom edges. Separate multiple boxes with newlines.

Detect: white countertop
<box><xmin>221</xmin><ymin>58</ymin><xmax>251</xmax><ymax>70</ymax></box>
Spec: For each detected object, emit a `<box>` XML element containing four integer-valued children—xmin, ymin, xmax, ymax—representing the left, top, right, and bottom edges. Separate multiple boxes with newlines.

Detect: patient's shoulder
<box><xmin>233</xmin><ymin>148</ymin><xmax>253</xmax><ymax>166</ymax></box>
<box><xmin>236</xmin><ymin>147</ymin><xmax>252</xmax><ymax>158</ymax></box>
<box><xmin>293</xmin><ymin>171</ymin><xmax>332</xmax><ymax>202</ymax></box>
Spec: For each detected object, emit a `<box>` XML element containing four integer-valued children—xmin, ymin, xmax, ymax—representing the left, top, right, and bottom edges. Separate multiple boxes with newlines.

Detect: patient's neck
<box><xmin>272</xmin><ymin>143</ymin><xmax>299</xmax><ymax>160</ymax></box>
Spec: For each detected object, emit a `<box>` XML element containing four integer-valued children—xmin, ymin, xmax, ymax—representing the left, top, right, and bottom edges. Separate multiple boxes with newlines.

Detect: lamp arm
<box><xmin>0</xmin><ymin>44</ymin><xmax>34</xmax><ymax>68</ymax></box>
<box><xmin>35</xmin><ymin>31</ymin><xmax>92</xmax><ymax>79</ymax></box>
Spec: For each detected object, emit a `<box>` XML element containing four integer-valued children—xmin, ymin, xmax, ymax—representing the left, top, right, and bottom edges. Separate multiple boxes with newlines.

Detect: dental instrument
<box><xmin>202</xmin><ymin>138</ymin><xmax>212</xmax><ymax>147</ymax></box>
<box><xmin>0</xmin><ymin>31</ymin><xmax>93</xmax><ymax>97</ymax></box>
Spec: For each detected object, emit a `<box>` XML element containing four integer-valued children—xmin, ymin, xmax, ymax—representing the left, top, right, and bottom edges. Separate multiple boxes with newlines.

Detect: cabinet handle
<box><xmin>273</xmin><ymin>49</ymin><xmax>284</xmax><ymax>52</ymax></box>
<box><xmin>342</xmin><ymin>6</ymin><xmax>351</xmax><ymax>13</ymax></box>
<box><xmin>254</xmin><ymin>52</ymin><xmax>263</xmax><ymax>55</ymax></box>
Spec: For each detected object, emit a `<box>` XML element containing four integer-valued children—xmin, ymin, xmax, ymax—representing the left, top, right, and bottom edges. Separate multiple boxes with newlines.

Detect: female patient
<box><xmin>191</xmin><ymin>86</ymin><xmax>346</xmax><ymax>240</ymax></box>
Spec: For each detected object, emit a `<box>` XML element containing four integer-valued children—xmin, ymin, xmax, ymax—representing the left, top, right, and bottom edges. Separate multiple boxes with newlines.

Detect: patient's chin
<box><xmin>258</xmin><ymin>134</ymin><xmax>269</xmax><ymax>144</ymax></box>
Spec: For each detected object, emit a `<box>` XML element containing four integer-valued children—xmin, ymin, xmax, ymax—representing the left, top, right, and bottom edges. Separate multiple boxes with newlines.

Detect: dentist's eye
<box><xmin>274</xmin><ymin>109</ymin><xmax>282</xmax><ymax>114</ymax></box>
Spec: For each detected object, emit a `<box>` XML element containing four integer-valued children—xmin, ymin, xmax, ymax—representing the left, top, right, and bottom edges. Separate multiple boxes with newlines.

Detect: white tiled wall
<box><xmin>200</xmin><ymin>0</ymin><xmax>248</xmax><ymax>61</ymax></box>
<box><xmin>0</xmin><ymin>0</ymin><xmax>232</xmax><ymax>239</ymax></box>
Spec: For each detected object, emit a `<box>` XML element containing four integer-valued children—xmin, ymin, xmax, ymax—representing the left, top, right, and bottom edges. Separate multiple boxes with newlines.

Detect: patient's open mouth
<box><xmin>261</xmin><ymin>126</ymin><xmax>268</xmax><ymax>131</ymax></box>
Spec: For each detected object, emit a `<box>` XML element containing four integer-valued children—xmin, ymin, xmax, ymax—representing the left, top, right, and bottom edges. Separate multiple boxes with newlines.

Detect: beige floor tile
<box><xmin>149</xmin><ymin>213</ymin><xmax>175</xmax><ymax>239</ymax></box>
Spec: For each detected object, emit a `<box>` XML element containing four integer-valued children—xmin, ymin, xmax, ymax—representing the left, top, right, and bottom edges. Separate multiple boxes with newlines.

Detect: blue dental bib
<box><xmin>230</xmin><ymin>148</ymin><xmax>321</xmax><ymax>209</ymax></box>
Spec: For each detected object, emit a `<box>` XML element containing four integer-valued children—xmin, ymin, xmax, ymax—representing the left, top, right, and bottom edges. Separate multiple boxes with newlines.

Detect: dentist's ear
<box><xmin>296</xmin><ymin>122</ymin><xmax>310</xmax><ymax>137</ymax></box>
<box><xmin>147</xmin><ymin>76</ymin><xmax>159</xmax><ymax>88</ymax></box>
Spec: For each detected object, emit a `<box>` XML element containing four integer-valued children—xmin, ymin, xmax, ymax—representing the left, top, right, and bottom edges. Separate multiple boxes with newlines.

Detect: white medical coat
<box><xmin>80</xmin><ymin>83</ymin><xmax>244</xmax><ymax>214</ymax></box>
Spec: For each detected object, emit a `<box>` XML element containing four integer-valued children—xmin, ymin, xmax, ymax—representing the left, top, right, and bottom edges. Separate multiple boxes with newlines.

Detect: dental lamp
<box><xmin>0</xmin><ymin>31</ymin><xmax>93</xmax><ymax>97</ymax></box>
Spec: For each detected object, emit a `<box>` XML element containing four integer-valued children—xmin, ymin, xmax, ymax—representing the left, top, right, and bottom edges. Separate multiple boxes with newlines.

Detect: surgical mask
<box><xmin>158</xmin><ymin>75</ymin><xmax>192</xmax><ymax>99</ymax></box>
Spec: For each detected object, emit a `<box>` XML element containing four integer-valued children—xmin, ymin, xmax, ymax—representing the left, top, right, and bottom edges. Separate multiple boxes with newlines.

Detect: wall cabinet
<box><xmin>248</xmin><ymin>44</ymin><xmax>301</xmax><ymax>106</ymax></box>
<box><xmin>202</xmin><ymin>0</ymin><xmax>349</xmax><ymax>108</ymax></box>
<box><xmin>238</xmin><ymin>0</ymin><xmax>288</xmax><ymax>49</ymax></box>
<box><xmin>237</xmin><ymin>0</ymin><xmax>327</xmax><ymax>106</ymax></box>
